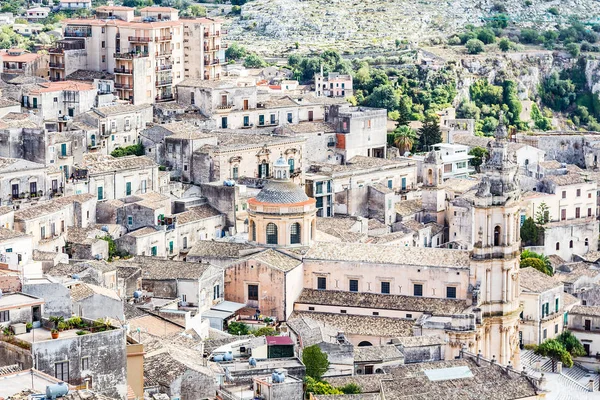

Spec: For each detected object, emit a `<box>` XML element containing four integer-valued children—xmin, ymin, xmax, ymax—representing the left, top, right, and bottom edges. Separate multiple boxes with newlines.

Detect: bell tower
<box><xmin>421</xmin><ymin>149</ymin><xmax>446</xmax><ymax>225</ymax></box>
<box><xmin>470</xmin><ymin>113</ymin><xmax>522</xmax><ymax>366</ymax></box>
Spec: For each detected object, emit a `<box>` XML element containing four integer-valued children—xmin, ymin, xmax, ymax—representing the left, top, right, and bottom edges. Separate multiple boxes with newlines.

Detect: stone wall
<box><xmin>22</xmin><ymin>282</ymin><xmax>72</xmax><ymax>318</ymax></box>
<box><xmin>400</xmin><ymin>344</ymin><xmax>442</xmax><ymax>364</ymax></box>
<box><xmin>200</xmin><ymin>183</ymin><xmax>237</xmax><ymax>231</ymax></box>
<box><xmin>0</xmin><ymin>341</ymin><xmax>33</xmax><ymax>369</ymax></box>
<box><xmin>142</xmin><ymin>279</ymin><xmax>178</xmax><ymax>299</ymax></box>
<box><xmin>0</xmin><ymin>273</ymin><xmax>21</xmax><ymax>292</ymax></box>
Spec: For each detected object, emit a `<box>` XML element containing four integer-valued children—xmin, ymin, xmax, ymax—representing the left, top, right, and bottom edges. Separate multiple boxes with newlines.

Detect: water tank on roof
<box><xmin>223</xmin><ymin>351</ymin><xmax>233</xmax><ymax>361</ymax></box>
<box><xmin>101</xmin><ymin>225</ymin><xmax>109</xmax><ymax>232</ymax></box>
<box><xmin>46</xmin><ymin>382</ymin><xmax>69</xmax><ymax>399</ymax></box>
<box><xmin>249</xmin><ymin>357</ymin><xmax>257</xmax><ymax>367</ymax></box>
<box><xmin>271</xmin><ymin>371</ymin><xmax>285</xmax><ymax>383</ymax></box>
<box><xmin>213</xmin><ymin>354</ymin><xmax>224</xmax><ymax>362</ymax></box>
<box><xmin>72</xmin><ymin>274</ymin><xmax>80</xmax><ymax>280</ymax></box>
<box><xmin>133</xmin><ymin>290</ymin><xmax>143</xmax><ymax>299</ymax></box>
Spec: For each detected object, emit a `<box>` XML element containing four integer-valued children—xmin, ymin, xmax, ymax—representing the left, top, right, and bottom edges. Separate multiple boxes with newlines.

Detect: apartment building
<box><xmin>25</xmin><ymin>6</ymin><xmax>49</xmax><ymax>21</ymax></box>
<box><xmin>23</xmin><ymin>80</ymin><xmax>98</xmax><ymax>122</ymax></box>
<box><xmin>414</xmin><ymin>143</ymin><xmax>474</xmax><ymax>180</ymax></box>
<box><xmin>50</xmin><ymin>7</ymin><xmax>224</xmax><ymax>104</ymax></box>
<box><xmin>58</xmin><ymin>0</ymin><xmax>91</xmax><ymax>9</ymax></box>
<box><xmin>314</xmin><ymin>70</ymin><xmax>353</xmax><ymax>98</ymax></box>
<box><xmin>0</xmin><ymin>48</ymin><xmax>48</xmax><ymax>78</ymax></box>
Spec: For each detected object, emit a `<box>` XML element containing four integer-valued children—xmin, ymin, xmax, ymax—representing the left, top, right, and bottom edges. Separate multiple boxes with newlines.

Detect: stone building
<box><xmin>314</xmin><ymin>69</ymin><xmax>353</xmax><ymax>98</ymax></box>
<box><xmin>23</xmin><ymin>80</ymin><xmax>98</xmax><ymax>122</ymax></box>
<box><xmin>69</xmin><ymin>281</ymin><xmax>123</xmax><ymax>321</ymax></box>
<box><xmin>568</xmin><ymin>305</ymin><xmax>600</xmax><ymax>357</ymax></box>
<box><xmin>248</xmin><ymin>157</ymin><xmax>316</xmax><ymax>247</ymax></box>
<box><xmin>0</xmin><ymin>48</ymin><xmax>48</xmax><ymax>78</ymax></box>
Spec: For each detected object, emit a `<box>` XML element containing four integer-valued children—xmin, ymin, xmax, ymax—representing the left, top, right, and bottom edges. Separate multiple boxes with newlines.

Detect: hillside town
<box><xmin>3</xmin><ymin>1</ymin><xmax>600</xmax><ymax>400</ymax></box>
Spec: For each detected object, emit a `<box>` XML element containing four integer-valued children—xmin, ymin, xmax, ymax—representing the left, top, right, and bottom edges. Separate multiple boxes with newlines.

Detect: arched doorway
<box><xmin>494</xmin><ymin>226</ymin><xmax>501</xmax><ymax>246</ymax></box>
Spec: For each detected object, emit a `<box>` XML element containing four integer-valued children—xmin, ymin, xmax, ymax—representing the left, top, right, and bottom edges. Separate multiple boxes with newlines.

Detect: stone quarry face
<box><xmin>224</xmin><ymin>0</ymin><xmax>600</xmax><ymax>56</ymax></box>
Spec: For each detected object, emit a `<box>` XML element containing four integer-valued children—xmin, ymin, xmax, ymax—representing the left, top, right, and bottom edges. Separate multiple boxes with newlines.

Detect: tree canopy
<box><xmin>302</xmin><ymin>345</ymin><xmax>330</xmax><ymax>380</ymax></box>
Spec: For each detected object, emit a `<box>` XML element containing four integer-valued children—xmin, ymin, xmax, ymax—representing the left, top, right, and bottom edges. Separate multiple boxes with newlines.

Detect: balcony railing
<box><xmin>48</xmin><ymin>48</ymin><xmax>63</xmax><ymax>54</ymax></box>
<box><xmin>114</xmin><ymin>83</ymin><xmax>132</xmax><ymax>90</ymax></box>
<box><xmin>155</xmin><ymin>79</ymin><xmax>173</xmax><ymax>87</ymax></box>
<box><xmin>114</xmin><ymin>68</ymin><xmax>133</xmax><ymax>74</ymax></box>
<box><xmin>155</xmin><ymin>35</ymin><xmax>172</xmax><ymax>41</ymax></box>
<box><xmin>155</xmin><ymin>50</ymin><xmax>172</xmax><ymax>57</ymax></box>
<box><xmin>155</xmin><ymin>95</ymin><xmax>174</xmax><ymax>102</ymax></box>
<box><xmin>114</xmin><ymin>52</ymin><xmax>149</xmax><ymax>59</ymax></box>
<box><xmin>49</xmin><ymin>63</ymin><xmax>65</xmax><ymax>69</ymax></box>
<box><xmin>128</xmin><ymin>36</ymin><xmax>151</xmax><ymax>43</ymax></box>
<box><xmin>156</xmin><ymin>64</ymin><xmax>172</xmax><ymax>71</ymax></box>
<box><xmin>64</xmin><ymin>30</ymin><xmax>91</xmax><ymax>38</ymax></box>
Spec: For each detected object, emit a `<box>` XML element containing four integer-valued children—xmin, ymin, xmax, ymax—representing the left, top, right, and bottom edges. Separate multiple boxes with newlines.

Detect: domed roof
<box><xmin>254</xmin><ymin>180</ymin><xmax>310</xmax><ymax>204</ymax></box>
<box><xmin>273</xmin><ymin>156</ymin><xmax>288</xmax><ymax>168</ymax></box>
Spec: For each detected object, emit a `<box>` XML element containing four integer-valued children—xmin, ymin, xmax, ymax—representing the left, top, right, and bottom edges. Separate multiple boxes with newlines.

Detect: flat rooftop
<box><xmin>0</xmin><ymin>369</ymin><xmax>65</xmax><ymax>397</ymax></box>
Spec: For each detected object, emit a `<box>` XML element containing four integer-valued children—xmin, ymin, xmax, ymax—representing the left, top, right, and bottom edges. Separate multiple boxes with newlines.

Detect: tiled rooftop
<box><xmin>245</xmin><ymin>249</ymin><xmax>302</xmax><ymax>272</ymax></box>
<box><xmin>131</xmin><ymin>257</ymin><xmax>213</xmax><ymax>280</ymax></box>
<box><xmin>354</xmin><ymin>345</ymin><xmax>404</xmax><ymax>363</ymax></box>
<box><xmin>394</xmin><ymin>199</ymin><xmax>424</xmax><ymax>217</ymax></box>
<box><xmin>310</xmin><ymin>156</ymin><xmax>414</xmax><ymax>176</ymax></box>
<box><xmin>296</xmin><ymin>289</ymin><xmax>468</xmax><ymax>315</ymax></box>
<box><xmin>519</xmin><ymin>267</ymin><xmax>560</xmax><ymax>293</ymax></box>
<box><xmin>186</xmin><ymin>241</ymin><xmax>259</xmax><ymax>259</ymax></box>
<box><xmin>0</xmin><ymin>227</ymin><xmax>27</xmax><ymax>241</ymax></box>
<box><xmin>70</xmin><ymin>282</ymin><xmax>120</xmax><ymax>302</ymax></box>
<box><xmin>175</xmin><ymin>204</ymin><xmax>222</xmax><ymax>225</ymax></box>
<box><xmin>79</xmin><ymin>154</ymin><xmax>156</xmax><ymax>175</ymax></box>
<box><xmin>289</xmin><ymin>311</ymin><xmax>413</xmax><ymax>337</ymax></box>
<box><xmin>554</xmin><ymin>262</ymin><xmax>600</xmax><ymax>284</ymax></box>
<box><xmin>14</xmin><ymin>194</ymin><xmax>95</xmax><ymax>221</ymax></box>
<box><xmin>304</xmin><ymin>242</ymin><xmax>470</xmax><ymax>268</ymax></box>
<box><xmin>570</xmin><ymin>305</ymin><xmax>600</xmax><ymax>317</ymax></box>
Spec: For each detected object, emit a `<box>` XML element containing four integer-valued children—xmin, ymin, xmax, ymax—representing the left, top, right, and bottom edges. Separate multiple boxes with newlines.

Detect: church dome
<box><xmin>254</xmin><ymin>180</ymin><xmax>310</xmax><ymax>204</ymax></box>
<box><xmin>273</xmin><ymin>156</ymin><xmax>288</xmax><ymax>168</ymax></box>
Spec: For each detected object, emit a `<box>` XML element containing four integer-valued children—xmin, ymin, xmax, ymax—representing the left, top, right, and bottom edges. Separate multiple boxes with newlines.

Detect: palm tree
<box><xmin>393</xmin><ymin>126</ymin><xmax>417</xmax><ymax>155</ymax></box>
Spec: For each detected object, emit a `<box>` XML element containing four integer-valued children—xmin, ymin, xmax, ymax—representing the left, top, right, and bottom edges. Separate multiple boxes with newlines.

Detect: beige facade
<box><xmin>24</xmin><ymin>80</ymin><xmax>97</xmax><ymax>122</ymax></box>
<box><xmin>51</xmin><ymin>7</ymin><xmax>224</xmax><ymax>104</ymax></box>
<box><xmin>0</xmin><ymin>48</ymin><xmax>48</xmax><ymax>78</ymax></box>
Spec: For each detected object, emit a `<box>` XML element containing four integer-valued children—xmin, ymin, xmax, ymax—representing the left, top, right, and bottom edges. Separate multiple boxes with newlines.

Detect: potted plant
<box><xmin>57</xmin><ymin>321</ymin><xmax>68</xmax><ymax>332</ymax></box>
<box><xmin>26</xmin><ymin>322</ymin><xmax>33</xmax><ymax>333</ymax></box>
<box><xmin>51</xmin><ymin>329</ymin><xmax>59</xmax><ymax>339</ymax></box>
<box><xmin>49</xmin><ymin>315</ymin><xmax>64</xmax><ymax>330</ymax></box>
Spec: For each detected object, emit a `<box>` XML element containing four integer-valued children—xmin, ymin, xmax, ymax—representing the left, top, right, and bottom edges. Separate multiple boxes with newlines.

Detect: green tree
<box><xmin>547</xmin><ymin>7</ymin><xmax>559</xmax><ymax>16</ymax></box>
<box><xmin>536</xmin><ymin>339</ymin><xmax>573</xmax><ymax>371</ymax></box>
<box><xmin>227</xmin><ymin>322</ymin><xmax>250</xmax><ymax>335</ymax></box>
<box><xmin>393</xmin><ymin>126</ymin><xmax>418</xmax><ymax>155</ymax></box>
<box><xmin>457</xmin><ymin>101</ymin><xmax>481</xmax><ymax>120</ymax></box>
<box><xmin>111</xmin><ymin>143</ymin><xmax>144</xmax><ymax>158</ymax></box>
<box><xmin>188</xmin><ymin>4</ymin><xmax>206</xmax><ymax>16</ymax></box>
<box><xmin>498</xmin><ymin>38</ymin><xmax>511</xmax><ymax>52</ymax></box>
<box><xmin>339</xmin><ymin>383</ymin><xmax>361</xmax><ymax>394</ymax></box>
<box><xmin>531</xmin><ymin>103</ymin><xmax>552</xmax><ymax>131</ymax></box>
<box><xmin>520</xmin><ymin>217</ymin><xmax>540</xmax><ymax>246</ymax></box>
<box><xmin>225</xmin><ymin>42</ymin><xmax>247</xmax><ymax>61</ymax></box>
<box><xmin>468</xmin><ymin>146</ymin><xmax>488</xmax><ymax>171</ymax></box>
<box><xmin>477</xmin><ymin>28</ymin><xmax>496</xmax><ymax>44</ymax></box>
<box><xmin>503</xmin><ymin>80</ymin><xmax>522</xmax><ymax>124</ymax></box>
<box><xmin>566</xmin><ymin>42</ymin><xmax>580</xmax><ymax>58</ymax></box>
<box><xmin>556</xmin><ymin>330</ymin><xmax>587</xmax><ymax>357</ymax></box>
<box><xmin>99</xmin><ymin>235</ymin><xmax>118</xmax><ymax>260</ymax></box>
<box><xmin>521</xmin><ymin>249</ymin><xmax>552</xmax><ymax>275</ymax></box>
<box><xmin>535</xmin><ymin>202</ymin><xmax>550</xmax><ymax>225</ymax></box>
<box><xmin>302</xmin><ymin>345</ymin><xmax>330</xmax><ymax>380</ymax></box>
<box><xmin>365</xmin><ymin>85</ymin><xmax>399</xmax><ymax>111</ymax></box>
<box><xmin>243</xmin><ymin>53</ymin><xmax>267</xmax><ymax>68</ymax></box>
<box><xmin>253</xmin><ymin>327</ymin><xmax>277</xmax><ymax>337</ymax></box>
<box><xmin>466</xmin><ymin>39</ymin><xmax>485</xmax><ymax>54</ymax></box>
<box><xmin>304</xmin><ymin>377</ymin><xmax>342</xmax><ymax>395</ymax></box>
<box><xmin>416</xmin><ymin>115</ymin><xmax>442</xmax><ymax>151</ymax></box>
<box><xmin>539</xmin><ymin>72</ymin><xmax>576</xmax><ymax>112</ymax></box>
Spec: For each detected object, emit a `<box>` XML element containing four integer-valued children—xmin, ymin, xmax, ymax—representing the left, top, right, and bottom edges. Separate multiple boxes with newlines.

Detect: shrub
<box><xmin>227</xmin><ymin>321</ymin><xmax>250</xmax><ymax>335</ymax></box>
<box><xmin>466</xmin><ymin>39</ymin><xmax>485</xmax><ymax>54</ymax></box>
<box><xmin>548</xmin><ymin>7</ymin><xmax>559</xmax><ymax>16</ymax></box>
<box><xmin>253</xmin><ymin>327</ymin><xmax>277</xmax><ymax>337</ymax></box>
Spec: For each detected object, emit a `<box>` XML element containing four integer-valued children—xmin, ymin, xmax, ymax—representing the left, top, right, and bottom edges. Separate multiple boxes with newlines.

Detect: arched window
<box><xmin>494</xmin><ymin>226</ymin><xmax>501</xmax><ymax>246</ymax></box>
<box><xmin>427</xmin><ymin>169</ymin><xmax>433</xmax><ymax>185</ymax></box>
<box><xmin>569</xmin><ymin>240</ymin><xmax>573</xmax><ymax>249</ymax></box>
<box><xmin>585</xmin><ymin>238</ymin><xmax>589</xmax><ymax>246</ymax></box>
<box><xmin>90</xmin><ymin>134</ymin><xmax>96</xmax><ymax>147</ymax></box>
<box><xmin>266</xmin><ymin>223</ymin><xmax>278</xmax><ymax>245</ymax></box>
<box><xmin>358</xmin><ymin>341</ymin><xmax>373</xmax><ymax>347</ymax></box>
<box><xmin>556</xmin><ymin>242</ymin><xmax>560</xmax><ymax>250</ymax></box>
<box><xmin>249</xmin><ymin>220</ymin><xmax>256</xmax><ymax>241</ymax></box>
<box><xmin>290</xmin><ymin>223</ymin><xmax>301</xmax><ymax>244</ymax></box>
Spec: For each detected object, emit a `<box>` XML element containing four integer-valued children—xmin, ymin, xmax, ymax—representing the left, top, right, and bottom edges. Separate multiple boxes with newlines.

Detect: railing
<box><xmin>114</xmin><ymin>52</ymin><xmax>149</xmax><ymax>59</ymax></box>
<box><xmin>114</xmin><ymin>83</ymin><xmax>132</xmax><ymax>89</ymax></box>
<box><xmin>155</xmin><ymin>79</ymin><xmax>173</xmax><ymax>87</ymax></box>
<box><xmin>156</xmin><ymin>64</ymin><xmax>172</xmax><ymax>71</ymax></box>
<box><xmin>48</xmin><ymin>48</ymin><xmax>63</xmax><ymax>54</ymax></box>
<box><xmin>49</xmin><ymin>63</ymin><xmax>65</xmax><ymax>68</ymax></box>
<box><xmin>155</xmin><ymin>95</ymin><xmax>174</xmax><ymax>102</ymax></box>
<box><xmin>155</xmin><ymin>35</ymin><xmax>172</xmax><ymax>41</ymax></box>
<box><xmin>4</xmin><ymin>66</ymin><xmax>24</xmax><ymax>71</ymax></box>
<box><xmin>128</xmin><ymin>36</ymin><xmax>151</xmax><ymax>42</ymax></box>
<box><xmin>114</xmin><ymin>68</ymin><xmax>133</xmax><ymax>74</ymax></box>
<box><xmin>216</xmin><ymin>103</ymin><xmax>233</xmax><ymax>110</ymax></box>
<box><xmin>155</xmin><ymin>50</ymin><xmax>172</xmax><ymax>57</ymax></box>
<box><xmin>64</xmin><ymin>30</ymin><xmax>91</xmax><ymax>38</ymax></box>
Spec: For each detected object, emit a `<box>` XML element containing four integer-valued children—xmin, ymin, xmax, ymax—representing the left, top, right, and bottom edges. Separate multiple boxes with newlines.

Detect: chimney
<box><xmin>589</xmin><ymin>379</ymin><xmax>596</xmax><ymax>392</ymax></box>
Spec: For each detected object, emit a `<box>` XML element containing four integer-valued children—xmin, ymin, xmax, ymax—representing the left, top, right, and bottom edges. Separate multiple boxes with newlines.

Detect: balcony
<box><xmin>49</xmin><ymin>62</ymin><xmax>65</xmax><ymax>69</ymax></box>
<box><xmin>216</xmin><ymin>103</ymin><xmax>233</xmax><ymax>113</ymax></box>
<box><xmin>156</xmin><ymin>64</ymin><xmax>172</xmax><ymax>71</ymax></box>
<box><xmin>114</xmin><ymin>68</ymin><xmax>133</xmax><ymax>74</ymax></box>
<box><xmin>114</xmin><ymin>52</ymin><xmax>149</xmax><ymax>59</ymax></box>
<box><xmin>155</xmin><ymin>79</ymin><xmax>173</xmax><ymax>87</ymax></box>
<box><xmin>155</xmin><ymin>95</ymin><xmax>174</xmax><ymax>102</ymax></box>
<box><xmin>155</xmin><ymin>35</ymin><xmax>172</xmax><ymax>41</ymax></box>
<box><xmin>155</xmin><ymin>50</ymin><xmax>172</xmax><ymax>57</ymax></box>
<box><xmin>64</xmin><ymin>29</ymin><xmax>92</xmax><ymax>38</ymax></box>
<box><xmin>114</xmin><ymin>83</ymin><xmax>133</xmax><ymax>90</ymax></box>
<box><xmin>48</xmin><ymin>48</ymin><xmax>63</xmax><ymax>54</ymax></box>
<box><xmin>128</xmin><ymin>36</ymin><xmax>152</xmax><ymax>43</ymax></box>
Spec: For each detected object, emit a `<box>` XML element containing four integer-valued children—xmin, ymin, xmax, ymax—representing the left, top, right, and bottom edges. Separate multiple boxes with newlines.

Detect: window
<box><xmin>127</xmin><ymin>216</ymin><xmax>133</xmax><ymax>226</ymax></box>
<box><xmin>543</xmin><ymin>329</ymin><xmax>547</xmax><ymax>340</ymax></box>
<box><xmin>340</xmin><ymin>309</ymin><xmax>347</xmax><ymax>314</ymax></box>
<box><xmin>585</xmin><ymin>319</ymin><xmax>591</xmax><ymax>331</ymax></box>
<box><xmin>556</xmin><ymin>242</ymin><xmax>560</xmax><ymax>250</ymax></box>
<box><xmin>456</xmin><ymin>161</ymin><xmax>467</xmax><ymax>169</ymax></box>
<box><xmin>308</xmin><ymin>306</ymin><xmax>315</xmax><ymax>311</ymax></box>
<box><xmin>316</xmin><ymin>182</ymin><xmax>323</xmax><ymax>194</ymax></box>
<box><xmin>576</xmin><ymin>207</ymin><xmax>580</xmax><ymax>218</ymax></box>
<box><xmin>270</xmin><ymin>114</ymin><xmax>276</xmax><ymax>124</ymax></box>
<box><xmin>243</xmin><ymin>115</ymin><xmax>250</xmax><ymax>127</ymax></box>
<box><xmin>494</xmin><ymin>226</ymin><xmax>501</xmax><ymax>246</ymax></box>
<box><xmin>266</xmin><ymin>223</ymin><xmax>278</xmax><ymax>245</ymax></box>
<box><xmin>577</xmin><ymin>188</ymin><xmax>581</xmax><ymax>197</ymax></box>
<box><xmin>97</xmin><ymin>187</ymin><xmax>103</xmax><ymax>200</ymax></box>
<box><xmin>414</xmin><ymin>284</ymin><xmax>423</xmax><ymax>296</ymax></box>
<box><xmin>232</xmin><ymin>166</ymin><xmax>239</xmax><ymax>179</ymax></box>
<box><xmin>589</xmin><ymin>208</ymin><xmax>593</xmax><ymax>217</ymax></box>
<box><xmin>317</xmin><ymin>277</ymin><xmax>326</xmax><ymax>290</ymax></box>
<box><xmin>373</xmin><ymin>312</ymin><xmax>379</xmax><ymax>316</ymax></box>
<box><xmin>151</xmin><ymin>246</ymin><xmax>157</xmax><ymax>256</ymax></box>
<box><xmin>40</xmin><ymin>226</ymin><xmax>46</xmax><ymax>239</ymax></box>
<box><xmin>30</xmin><ymin>181</ymin><xmax>37</xmax><ymax>195</ymax></box>
<box><xmin>290</xmin><ymin>222</ymin><xmax>301</xmax><ymax>244</ymax></box>
<box><xmin>349</xmin><ymin>279</ymin><xmax>358</xmax><ymax>292</ymax></box>
<box><xmin>213</xmin><ymin>284</ymin><xmax>220</xmax><ymax>300</ymax></box>
<box><xmin>55</xmin><ymin>361</ymin><xmax>69</xmax><ymax>382</ymax></box>
<box><xmin>555</xmin><ymin>297</ymin><xmax>559</xmax><ymax>313</ymax></box>
<box><xmin>126</xmin><ymin>182</ymin><xmax>132</xmax><ymax>196</ymax></box>
<box><xmin>381</xmin><ymin>281</ymin><xmax>390</xmax><ymax>294</ymax></box>
<box><xmin>288</xmin><ymin>158</ymin><xmax>295</xmax><ymax>173</ymax></box>
<box><xmin>387</xmin><ymin>179</ymin><xmax>393</xmax><ymax>189</ymax></box>
<box><xmin>250</xmin><ymin>221</ymin><xmax>256</xmax><ymax>241</ymax></box>
<box><xmin>287</xmin><ymin>112</ymin><xmax>293</xmax><ymax>123</ymax></box>
<box><xmin>247</xmin><ymin>284</ymin><xmax>258</xmax><ymax>301</ymax></box>
<box><xmin>569</xmin><ymin>240</ymin><xmax>573</xmax><ymax>248</ymax></box>
<box><xmin>102</xmin><ymin>55</ymin><xmax>105</xmax><ymax>62</ymax></box>
<box><xmin>140</xmin><ymin>180</ymin><xmax>147</xmax><ymax>194</ymax></box>
<box><xmin>562</xmin><ymin>190</ymin><xmax>566</xmax><ymax>199</ymax></box>
<box><xmin>0</xmin><ymin>310</ymin><xmax>8</xmax><ymax>322</ymax></box>
<box><xmin>585</xmin><ymin>238</ymin><xmax>589</xmax><ymax>246</ymax></box>
<box><xmin>81</xmin><ymin>357</ymin><xmax>89</xmax><ymax>370</ymax></box>
<box><xmin>446</xmin><ymin>287</ymin><xmax>457</xmax><ymax>299</ymax></box>
<box><xmin>183</xmin><ymin>237</ymin><xmax>188</xmax><ymax>249</ymax></box>
<box><xmin>406</xmin><ymin>314</ymin><xmax>412</xmax><ymax>319</ymax></box>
